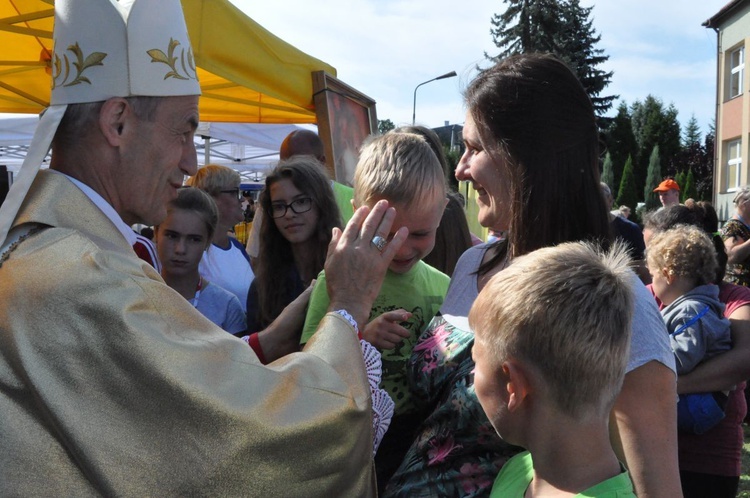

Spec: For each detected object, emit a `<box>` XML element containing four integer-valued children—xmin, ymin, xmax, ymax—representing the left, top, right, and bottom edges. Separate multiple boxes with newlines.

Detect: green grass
<box><xmin>739</xmin><ymin>424</ymin><xmax>750</xmax><ymax>497</ymax></box>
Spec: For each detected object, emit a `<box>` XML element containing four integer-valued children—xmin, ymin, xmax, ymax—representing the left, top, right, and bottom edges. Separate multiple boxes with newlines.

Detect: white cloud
<box><xmin>231</xmin><ymin>0</ymin><xmax>726</xmax><ymax>134</ymax></box>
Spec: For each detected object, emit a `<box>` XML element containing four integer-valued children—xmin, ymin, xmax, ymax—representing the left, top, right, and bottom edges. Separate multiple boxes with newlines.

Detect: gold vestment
<box><xmin>0</xmin><ymin>171</ymin><xmax>375</xmax><ymax>496</ymax></box>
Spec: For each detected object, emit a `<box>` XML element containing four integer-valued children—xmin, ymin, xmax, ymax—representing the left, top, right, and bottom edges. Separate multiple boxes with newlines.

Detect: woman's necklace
<box><xmin>188</xmin><ymin>276</ymin><xmax>203</xmax><ymax>308</ymax></box>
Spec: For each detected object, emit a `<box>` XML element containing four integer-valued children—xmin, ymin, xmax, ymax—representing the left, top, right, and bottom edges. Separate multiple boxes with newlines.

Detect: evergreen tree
<box><xmin>644</xmin><ymin>146</ymin><xmax>662</xmax><ymax>211</ymax></box>
<box><xmin>488</xmin><ymin>0</ymin><xmax>563</xmax><ymax>59</ymax></box>
<box><xmin>683</xmin><ymin>169</ymin><xmax>698</xmax><ymax>202</ymax></box>
<box><xmin>674</xmin><ymin>170</ymin><xmax>686</xmax><ymax>196</ymax></box>
<box><xmin>378</xmin><ymin>119</ymin><xmax>395</xmax><ymax>135</ymax></box>
<box><xmin>630</xmin><ymin>96</ymin><xmax>681</xmax><ymax>194</ymax></box>
<box><xmin>682</xmin><ymin>115</ymin><xmax>702</xmax><ymax>147</ymax></box>
<box><xmin>601</xmin><ymin>152</ymin><xmax>614</xmax><ymax>190</ymax></box>
<box><xmin>604</xmin><ymin>101</ymin><xmax>637</xmax><ymax>190</ymax></box>
<box><xmin>617</xmin><ymin>156</ymin><xmax>638</xmax><ymax>211</ymax></box>
<box><xmin>701</xmin><ymin>128</ymin><xmax>715</xmax><ymax>201</ymax></box>
<box><xmin>555</xmin><ymin>0</ymin><xmax>616</xmax><ymax>117</ymax></box>
<box><xmin>487</xmin><ymin>0</ymin><xmax>616</xmax><ymax>121</ymax></box>
<box><xmin>444</xmin><ymin>145</ymin><xmax>461</xmax><ymax>191</ymax></box>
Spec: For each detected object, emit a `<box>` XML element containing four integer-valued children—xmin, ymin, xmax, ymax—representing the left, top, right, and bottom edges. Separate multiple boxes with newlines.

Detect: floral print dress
<box><xmin>722</xmin><ymin>219</ymin><xmax>750</xmax><ymax>287</ymax></box>
<box><xmin>383</xmin><ymin>244</ymin><xmax>521</xmax><ymax>498</ymax></box>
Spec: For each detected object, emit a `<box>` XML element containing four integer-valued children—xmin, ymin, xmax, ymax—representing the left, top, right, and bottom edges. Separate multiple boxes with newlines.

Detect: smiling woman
<box><xmin>384</xmin><ymin>53</ymin><xmax>679</xmax><ymax>498</ymax></box>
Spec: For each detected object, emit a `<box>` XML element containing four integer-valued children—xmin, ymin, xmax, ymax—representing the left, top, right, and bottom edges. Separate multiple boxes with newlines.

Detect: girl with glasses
<box><xmin>246</xmin><ymin>157</ymin><xmax>342</xmax><ymax>336</ymax></box>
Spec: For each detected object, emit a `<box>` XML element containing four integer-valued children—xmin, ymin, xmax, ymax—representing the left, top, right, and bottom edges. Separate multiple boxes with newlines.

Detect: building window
<box><xmin>727</xmin><ymin>139</ymin><xmax>742</xmax><ymax>191</ymax></box>
<box><xmin>730</xmin><ymin>46</ymin><xmax>744</xmax><ymax>98</ymax></box>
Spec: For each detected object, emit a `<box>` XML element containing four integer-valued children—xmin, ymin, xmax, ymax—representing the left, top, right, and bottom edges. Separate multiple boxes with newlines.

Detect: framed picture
<box><xmin>312</xmin><ymin>71</ymin><xmax>377</xmax><ymax>186</ymax></box>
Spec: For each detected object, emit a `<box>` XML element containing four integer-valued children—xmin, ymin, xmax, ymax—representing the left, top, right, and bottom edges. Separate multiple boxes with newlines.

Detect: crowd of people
<box><xmin>3</xmin><ymin>0</ymin><xmax>750</xmax><ymax>497</ymax></box>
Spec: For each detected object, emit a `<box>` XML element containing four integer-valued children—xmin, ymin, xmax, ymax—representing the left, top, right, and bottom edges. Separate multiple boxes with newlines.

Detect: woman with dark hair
<box><xmin>246</xmin><ymin>156</ymin><xmax>342</xmax><ymax>334</ymax></box>
<box><xmin>422</xmin><ymin>191</ymin><xmax>473</xmax><ymax>277</ymax></box>
<box><xmin>644</xmin><ymin>201</ymin><xmax>750</xmax><ymax>498</ymax></box>
<box><xmin>384</xmin><ymin>53</ymin><xmax>679</xmax><ymax>497</ymax></box>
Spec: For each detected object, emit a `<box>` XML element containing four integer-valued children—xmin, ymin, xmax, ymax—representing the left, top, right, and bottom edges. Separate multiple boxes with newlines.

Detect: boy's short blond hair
<box><xmin>646</xmin><ymin>224</ymin><xmax>718</xmax><ymax>286</ymax></box>
<box><xmin>469</xmin><ymin>241</ymin><xmax>634</xmax><ymax>420</ymax></box>
<box><xmin>353</xmin><ymin>132</ymin><xmax>446</xmax><ymax>207</ymax></box>
<box><xmin>186</xmin><ymin>164</ymin><xmax>241</xmax><ymax>196</ymax></box>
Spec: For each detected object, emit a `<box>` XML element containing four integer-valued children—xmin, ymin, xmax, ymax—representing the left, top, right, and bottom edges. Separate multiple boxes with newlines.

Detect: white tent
<box><xmin>0</xmin><ymin>115</ymin><xmax>316</xmax><ymax>183</ymax></box>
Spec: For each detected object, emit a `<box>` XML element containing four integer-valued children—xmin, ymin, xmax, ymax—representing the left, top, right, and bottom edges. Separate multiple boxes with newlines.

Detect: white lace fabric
<box><xmin>360</xmin><ymin>339</ymin><xmax>394</xmax><ymax>455</ymax></box>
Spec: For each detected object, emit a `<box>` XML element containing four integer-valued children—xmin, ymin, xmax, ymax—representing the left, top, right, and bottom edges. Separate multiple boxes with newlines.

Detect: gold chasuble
<box><xmin>0</xmin><ymin>170</ymin><xmax>376</xmax><ymax>496</ymax></box>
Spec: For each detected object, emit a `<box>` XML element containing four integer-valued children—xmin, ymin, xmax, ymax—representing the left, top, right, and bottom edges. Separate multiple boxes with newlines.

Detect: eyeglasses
<box><xmin>218</xmin><ymin>188</ymin><xmax>242</xmax><ymax>200</ymax></box>
<box><xmin>269</xmin><ymin>197</ymin><xmax>313</xmax><ymax>218</ymax></box>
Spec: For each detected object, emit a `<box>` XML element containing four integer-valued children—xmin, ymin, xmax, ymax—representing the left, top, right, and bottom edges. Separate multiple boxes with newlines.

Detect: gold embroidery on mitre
<box><xmin>51</xmin><ymin>43</ymin><xmax>107</xmax><ymax>89</ymax></box>
<box><xmin>147</xmin><ymin>38</ymin><xmax>198</xmax><ymax>81</ymax></box>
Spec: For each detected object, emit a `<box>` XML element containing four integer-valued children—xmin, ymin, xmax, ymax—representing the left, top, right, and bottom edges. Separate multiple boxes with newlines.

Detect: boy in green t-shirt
<box><xmin>300</xmin><ymin>132</ymin><xmax>449</xmax><ymax>489</ymax></box>
<box><xmin>469</xmin><ymin>241</ymin><xmax>637</xmax><ymax>498</ymax></box>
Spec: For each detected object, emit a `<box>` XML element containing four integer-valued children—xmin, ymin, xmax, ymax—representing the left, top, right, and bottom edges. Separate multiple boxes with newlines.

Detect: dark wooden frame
<box><xmin>312</xmin><ymin>71</ymin><xmax>377</xmax><ymax>185</ymax></box>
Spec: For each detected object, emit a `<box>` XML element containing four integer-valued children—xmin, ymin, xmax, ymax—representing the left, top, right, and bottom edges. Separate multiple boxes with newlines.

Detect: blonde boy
<box><xmin>301</xmin><ymin>132</ymin><xmax>450</xmax><ymax>488</ymax></box>
<box><xmin>469</xmin><ymin>242</ymin><xmax>636</xmax><ymax>498</ymax></box>
<box><xmin>646</xmin><ymin>225</ymin><xmax>731</xmax><ymax>434</ymax></box>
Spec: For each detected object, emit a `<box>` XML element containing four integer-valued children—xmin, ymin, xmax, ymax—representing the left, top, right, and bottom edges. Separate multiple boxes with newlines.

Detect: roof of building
<box><xmin>704</xmin><ymin>0</ymin><xmax>750</xmax><ymax>28</ymax></box>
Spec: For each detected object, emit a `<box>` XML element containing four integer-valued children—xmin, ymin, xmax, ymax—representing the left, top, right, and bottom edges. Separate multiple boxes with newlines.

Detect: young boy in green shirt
<box><xmin>469</xmin><ymin>241</ymin><xmax>637</xmax><ymax>498</ymax></box>
<box><xmin>300</xmin><ymin>132</ymin><xmax>450</xmax><ymax>489</ymax></box>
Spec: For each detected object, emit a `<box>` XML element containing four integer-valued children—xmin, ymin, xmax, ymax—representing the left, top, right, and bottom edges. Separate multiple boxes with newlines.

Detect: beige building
<box><xmin>705</xmin><ymin>0</ymin><xmax>750</xmax><ymax>220</ymax></box>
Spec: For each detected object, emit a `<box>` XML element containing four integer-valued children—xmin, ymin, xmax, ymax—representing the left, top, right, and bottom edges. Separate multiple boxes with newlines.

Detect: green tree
<box><xmin>604</xmin><ymin>101</ymin><xmax>637</xmax><ymax>190</ymax></box>
<box><xmin>682</xmin><ymin>114</ymin><xmax>701</xmax><ymax>148</ymax></box>
<box><xmin>601</xmin><ymin>151</ymin><xmax>614</xmax><ymax>189</ymax></box>
<box><xmin>488</xmin><ymin>0</ymin><xmax>563</xmax><ymax>59</ymax></box>
<box><xmin>644</xmin><ymin>146</ymin><xmax>662</xmax><ymax>211</ymax></box>
<box><xmin>378</xmin><ymin>119</ymin><xmax>395</xmax><ymax>135</ymax></box>
<box><xmin>444</xmin><ymin>145</ymin><xmax>461</xmax><ymax>191</ymax></box>
<box><xmin>616</xmin><ymin>155</ymin><xmax>638</xmax><ymax>211</ymax></box>
<box><xmin>555</xmin><ymin>0</ymin><xmax>616</xmax><ymax>117</ymax></box>
<box><xmin>701</xmin><ymin>127</ymin><xmax>715</xmax><ymax>201</ymax></box>
<box><xmin>487</xmin><ymin>0</ymin><xmax>616</xmax><ymax>121</ymax></box>
<box><xmin>673</xmin><ymin>115</ymin><xmax>713</xmax><ymax>201</ymax></box>
<box><xmin>683</xmin><ymin>169</ymin><xmax>698</xmax><ymax>201</ymax></box>
<box><xmin>630</xmin><ymin>95</ymin><xmax>681</xmax><ymax>194</ymax></box>
<box><xmin>674</xmin><ymin>170</ymin><xmax>686</xmax><ymax>196</ymax></box>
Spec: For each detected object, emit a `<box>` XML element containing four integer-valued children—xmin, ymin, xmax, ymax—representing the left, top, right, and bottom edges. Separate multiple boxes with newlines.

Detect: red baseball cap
<box><xmin>653</xmin><ymin>179</ymin><xmax>680</xmax><ymax>193</ymax></box>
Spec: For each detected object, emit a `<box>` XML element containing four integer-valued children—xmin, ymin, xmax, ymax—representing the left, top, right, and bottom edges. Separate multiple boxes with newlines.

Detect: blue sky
<box><xmin>237</xmin><ymin>0</ymin><xmax>728</xmax><ymax>139</ymax></box>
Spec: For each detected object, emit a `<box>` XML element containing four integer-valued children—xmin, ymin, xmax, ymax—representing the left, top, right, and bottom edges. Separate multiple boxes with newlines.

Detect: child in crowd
<box><xmin>187</xmin><ymin>164</ymin><xmax>253</xmax><ymax>312</ymax></box>
<box><xmin>468</xmin><ymin>241</ymin><xmax>636</xmax><ymax>497</ymax></box>
<box><xmin>646</xmin><ymin>224</ymin><xmax>732</xmax><ymax>434</ymax></box>
<box><xmin>300</xmin><ymin>132</ymin><xmax>450</xmax><ymax>490</ymax></box>
<box><xmin>155</xmin><ymin>187</ymin><xmax>246</xmax><ymax>335</ymax></box>
<box><xmin>246</xmin><ymin>156</ymin><xmax>341</xmax><ymax>334</ymax></box>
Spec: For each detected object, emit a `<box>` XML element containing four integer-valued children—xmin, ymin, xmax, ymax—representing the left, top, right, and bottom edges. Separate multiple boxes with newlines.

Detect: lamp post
<box><xmin>412</xmin><ymin>71</ymin><xmax>457</xmax><ymax>125</ymax></box>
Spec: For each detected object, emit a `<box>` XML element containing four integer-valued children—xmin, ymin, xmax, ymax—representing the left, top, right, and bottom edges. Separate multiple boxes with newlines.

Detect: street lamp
<box><xmin>412</xmin><ymin>71</ymin><xmax>457</xmax><ymax>125</ymax></box>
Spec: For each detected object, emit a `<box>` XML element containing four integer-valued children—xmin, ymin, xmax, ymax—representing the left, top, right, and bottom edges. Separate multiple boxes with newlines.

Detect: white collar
<box><xmin>53</xmin><ymin>170</ymin><xmax>137</xmax><ymax>246</ymax></box>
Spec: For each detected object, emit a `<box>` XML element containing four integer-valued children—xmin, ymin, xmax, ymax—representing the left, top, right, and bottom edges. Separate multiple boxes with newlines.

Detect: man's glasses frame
<box><xmin>219</xmin><ymin>188</ymin><xmax>242</xmax><ymax>200</ymax></box>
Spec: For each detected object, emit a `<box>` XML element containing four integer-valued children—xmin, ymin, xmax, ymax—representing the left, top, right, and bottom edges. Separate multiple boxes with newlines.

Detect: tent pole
<box><xmin>204</xmin><ymin>136</ymin><xmax>211</xmax><ymax>164</ymax></box>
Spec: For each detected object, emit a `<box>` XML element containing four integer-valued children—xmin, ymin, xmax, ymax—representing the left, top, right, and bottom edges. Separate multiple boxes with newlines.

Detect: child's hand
<box><xmin>363</xmin><ymin>310</ymin><xmax>412</xmax><ymax>350</ymax></box>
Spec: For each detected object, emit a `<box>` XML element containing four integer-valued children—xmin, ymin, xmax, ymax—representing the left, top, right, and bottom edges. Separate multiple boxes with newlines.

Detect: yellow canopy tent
<box><xmin>0</xmin><ymin>0</ymin><xmax>336</xmax><ymax>123</ymax></box>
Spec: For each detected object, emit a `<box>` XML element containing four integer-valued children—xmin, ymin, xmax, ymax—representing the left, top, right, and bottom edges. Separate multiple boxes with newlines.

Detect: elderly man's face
<box><xmin>659</xmin><ymin>188</ymin><xmax>680</xmax><ymax>207</ymax></box>
<box><xmin>117</xmin><ymin>95</ymin><xmax>199</xmax><ymax>225</ymax></box>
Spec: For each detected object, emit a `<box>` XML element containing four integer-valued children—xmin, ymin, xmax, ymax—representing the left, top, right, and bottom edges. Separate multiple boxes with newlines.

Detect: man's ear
<box><xmin>99</xmin><ymin>97</ymin><xmax>130</xmax><ymax>147</ymax></box>
<box><xmin>503</xmin><ymin>360</ymin><xmax>531</xmax><ymax>412</ymax></box>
